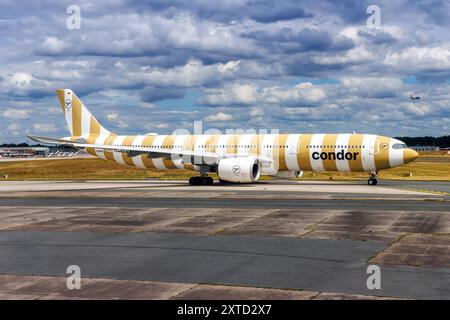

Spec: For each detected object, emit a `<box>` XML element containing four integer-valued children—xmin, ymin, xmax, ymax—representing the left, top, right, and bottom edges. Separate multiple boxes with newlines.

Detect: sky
<box><xmin>0</xmin><ymin>0</ymin><xmax>449</xmax><ymax>143</ymax></box>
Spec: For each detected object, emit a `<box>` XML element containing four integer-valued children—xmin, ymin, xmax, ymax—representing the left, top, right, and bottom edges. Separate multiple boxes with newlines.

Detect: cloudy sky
<box><xmin>1</xmin><ymin>0</ymin><xmax>449</xmax><ymax>142</ymax></box>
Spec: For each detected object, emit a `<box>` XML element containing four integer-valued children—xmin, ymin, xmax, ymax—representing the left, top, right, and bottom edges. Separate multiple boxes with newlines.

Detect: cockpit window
<box><xmin>392</xmin><ymin>143</ymin><xmax>407</xmax><ymax>149</ymax></box>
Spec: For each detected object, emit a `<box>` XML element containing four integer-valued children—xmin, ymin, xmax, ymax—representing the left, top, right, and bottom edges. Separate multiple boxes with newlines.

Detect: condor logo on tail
<box><xmin>312</xmin><ymin>150</ymin><xmax>359</xmax><ymax>161</ymax></box>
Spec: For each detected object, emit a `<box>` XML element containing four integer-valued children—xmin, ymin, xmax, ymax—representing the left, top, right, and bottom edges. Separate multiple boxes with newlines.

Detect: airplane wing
<box><xmin>27</xmin><ymin>135</ymin><xmax>273</xmax><ymax>164</ymax></box>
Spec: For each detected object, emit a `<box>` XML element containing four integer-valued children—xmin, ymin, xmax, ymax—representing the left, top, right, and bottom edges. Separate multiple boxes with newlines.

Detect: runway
<box><xmin>0</xmin><ymin>179</ymin><xmax>449</xmax><ymax>299</ymax></box>
<box><xmin>0</xmin><ymin>196</ymin><xmax>449</xmax><ymax>211</ymax></box>
<box><xmin>0</xmin><ymin>179</ymin><xmax>448</xmax><ymax>195</ymax></box>
<box><xmin>0</xmin><ymin>179</ymin><xmax>447</xmax><ymax>211</ymax></box>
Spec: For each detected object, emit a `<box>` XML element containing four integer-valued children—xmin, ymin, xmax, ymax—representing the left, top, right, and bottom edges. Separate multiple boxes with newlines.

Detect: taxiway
<box><xmin>0</xmin><ymin>179</ymin><xmax>448</xmax><ymax>299</ymax></box>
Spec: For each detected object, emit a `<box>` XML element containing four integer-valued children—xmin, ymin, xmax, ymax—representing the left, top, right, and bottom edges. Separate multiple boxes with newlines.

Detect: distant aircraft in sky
<box><xmin>28</xmin><ymin>89</ymin><xmax>419</xmax><ymax>186</ymax></box>
<box><xmin>410</xmin><ymin>94</ymin><xmax>421</xmax><ymax>100</ymax></box>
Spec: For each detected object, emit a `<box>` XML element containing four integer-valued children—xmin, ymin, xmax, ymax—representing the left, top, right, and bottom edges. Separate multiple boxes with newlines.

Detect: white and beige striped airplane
<box><xmin>29</xmin><ymin>89</ymin><xmax>419</xmax><ymax>186</ymax></box>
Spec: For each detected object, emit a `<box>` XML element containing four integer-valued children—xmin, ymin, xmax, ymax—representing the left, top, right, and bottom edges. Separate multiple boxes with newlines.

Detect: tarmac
<box><xmin>0</xmin><ymin>179</ymin><xmax>449</xmax><ymax>300</ymax></box>
<box><xmin>0</xmin><ymin>179</ymin><xmax>447</xmax><ymax>194</ymax></box>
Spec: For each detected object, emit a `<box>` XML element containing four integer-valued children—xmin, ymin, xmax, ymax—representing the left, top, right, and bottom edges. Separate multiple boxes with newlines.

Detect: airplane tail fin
<box><xmin>56</xmin><ymin>89</ymin><xmax>113</xmax><ymax>137</ymax></box>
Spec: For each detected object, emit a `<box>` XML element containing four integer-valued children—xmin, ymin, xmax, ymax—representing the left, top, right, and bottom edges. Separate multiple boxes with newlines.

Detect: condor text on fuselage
<box><xmin>311</xmin><ymin>148</ymin><xmax>359</xmax><ymax>161</ymax></box>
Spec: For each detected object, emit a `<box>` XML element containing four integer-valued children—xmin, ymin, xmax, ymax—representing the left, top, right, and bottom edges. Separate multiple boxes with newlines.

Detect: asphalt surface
<box><xmin>379</xmin><ymin>180</ymin><xmax>450</xmax><ymax>194</ymax></box>
<box><xmin>1</xmin><ymin>180</ymin><xmax>447</xmax><ymax>202</ymax></box>
<box><xmin>0</xmin><ymin>179</ymin><xmax>448</xmax><ymax>300</ymax></box>
<box><xmin>0</xmin><ymin>231</ymin><xmax>448</xmax><ymax>299</ymax></box>
<box><xmin>0</xmin><ymin>196</ymin><xmax>448</xmax><ymax>211</ymax></box>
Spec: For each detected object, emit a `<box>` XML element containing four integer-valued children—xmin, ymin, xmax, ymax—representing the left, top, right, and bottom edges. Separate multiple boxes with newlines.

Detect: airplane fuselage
<box><xmin>76</xmin><ymin>133</ymin><xmax>418</xmax><ymax>174</ymax></box>
<box><xmin>29</xmin><ymin>89</ymin><xmax>419</xmax><ymax>185</ymax></box>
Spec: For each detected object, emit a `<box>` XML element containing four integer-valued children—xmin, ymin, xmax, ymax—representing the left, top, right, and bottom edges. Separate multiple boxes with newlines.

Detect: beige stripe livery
<box><xmin>55</xmin><ymin>90</ymin><xmax>414</xmax><ymax>174</ymax></box>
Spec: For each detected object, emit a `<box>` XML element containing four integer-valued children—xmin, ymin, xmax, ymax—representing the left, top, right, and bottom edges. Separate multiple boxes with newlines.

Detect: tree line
<box><xmin>394</xmin><ymin>135</ymin><xmax>450</xmax><ymax>148</ymax></box>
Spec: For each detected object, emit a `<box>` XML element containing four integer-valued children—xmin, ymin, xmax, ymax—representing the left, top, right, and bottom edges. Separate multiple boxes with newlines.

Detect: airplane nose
<box><xmin>403</xmin><ymin>148</ymin><xmax>419</xmax><ymax>163</ymax></box>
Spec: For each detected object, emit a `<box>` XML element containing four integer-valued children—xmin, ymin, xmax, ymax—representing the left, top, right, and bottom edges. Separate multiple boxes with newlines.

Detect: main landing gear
<box><xmin>368</xmin><ymin>171</ymin><xmax>378</xmax><ymax>186</ymax></box>
<box><xmin>189</xmin><ymin>176</ymin><xmax>214</xmax><ymax>186</ymax></box>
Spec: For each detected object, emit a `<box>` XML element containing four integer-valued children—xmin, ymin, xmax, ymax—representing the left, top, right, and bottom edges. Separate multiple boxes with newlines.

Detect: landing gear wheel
<box><xmin>202</xmin><ymin>177</ymin><xmax>214</xmax><ymax>185</ymax></box>
<box><xmin>189</xmin><ymin>176</ymin><xmax>213</xmax><ymax>185</ymax></box>
<box><xmin>189</xmin><ymin>177</ymin><xmax>200</xmax><ymax>186</ymax></box>
<box><xmin>368</xmin><ymin>171</ymin><xmax>378</xmax><ymax>186</ymax></box>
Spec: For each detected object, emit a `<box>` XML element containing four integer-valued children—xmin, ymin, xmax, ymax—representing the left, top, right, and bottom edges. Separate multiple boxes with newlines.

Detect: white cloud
<box><xmin>8</xmin><ymin>123</ymin><xmax>21</xmax><ymax>131</ymax></box>
<box><xmin>282</xmin><ymin>103</ymin><xmax>345</xmax><ymax>121</ymax></box>
<box><xmin>138</xmin><ymin>59</ymin><xmax>241</xmax><ymax>88</ymax></box>
<box><xmin>202</xmin><ymin>82</ymin><xmax>326</xmax><ymax>106</ymax></box>
<box><xmin>340</xmin><ymin>77</ymin><xmax>404</xmax><ymax>98</ymax></box>
<box><xmin>7</xmin><ymin>72</ymin><xmax>33</xmax><ymax>88</ymax></box>
<box><xmin>39</xmin><ymin>37</ymin><xmax>71</xmax><ymax>55</ymax></box>
<box><xmin>384</xmin><ymin>46</ymin><xmax>450</xmax><ymax>71</ymax></box>
<box><xmin>2</xmin><ymin>108</ymin><xmax>31</xmax><ymax>119</ymax></box>
<box><xmin>6</xmin><ymin>122</ymin><xmax>22</xmax><ymax>137</ymax></box>
<box><xmin>261</xmin><ymin>82</ymin><xmax>327</xmax><ymax>104</ymax></box>
<box><xmin>106</xmin><ymin>112</ymin><xmax>128</xmax><ymax>129</ymax></box>
<box><xmin>312</xmin><ymin>46</ymin><xmax>376</xmax><ymax>65</ymax></box>
<box><xmin>32</xmin><ymin>123</ymin><xmax>57</xmax><ymax>132</ymax></box>
<box><xmin>140</xmin><ymin>102</ymin><xmax>156</xmax><ymax>109</ymax></box>
<box><xmin>205</xmin><ymin>112</ymin><xmax>234</xmax><ymax>121</ymax></box>
<box><xmin>155</xmin><ymin>123</ymin><xmax>169</xmax><ymax>129</ymax></box>
<box><xmin>106</xmin><ymin>113</ymin><xmax>118</xmax><ymax>121</ymax></box>
<box><xmin>403</xmin><ymin>103</ymin><xmax>432</xmax><ymax>116</ymax></box>
<box><xmin>250</xmin><ymin>107</ymin><xmax>265</xmax><ymax>117</ymax></box>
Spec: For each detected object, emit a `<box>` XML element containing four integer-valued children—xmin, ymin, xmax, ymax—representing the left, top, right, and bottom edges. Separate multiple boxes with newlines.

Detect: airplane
<box><xmin>410</xmin><ymin>94</ymin><xmax>421</xmax><ymax>100</ymax></box>
<box><xmin>28</xmin><ymin>89</ymin><xmax>419</xmax><ymax>186</ymax></box>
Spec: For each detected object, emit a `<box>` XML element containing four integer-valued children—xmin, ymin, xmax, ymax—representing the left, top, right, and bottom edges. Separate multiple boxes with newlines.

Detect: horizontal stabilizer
<box><xmin>27</xmin><ymin>135</ymin><xmax>77</xmax><ymax>145</ymax></box>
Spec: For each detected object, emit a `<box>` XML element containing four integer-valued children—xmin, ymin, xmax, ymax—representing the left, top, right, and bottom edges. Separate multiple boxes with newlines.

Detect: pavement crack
<box><xmin>0</xmin><ymin>243</ymin><xmax>348</xmax><ymax>264</ymax></box>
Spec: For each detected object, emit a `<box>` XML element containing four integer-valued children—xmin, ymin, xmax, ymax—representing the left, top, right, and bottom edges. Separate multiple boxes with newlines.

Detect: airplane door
<box><xmin>290</xmin><ymin>142</ymin><xmax>298</xmax><ymax>155</ymax></box>
<box><xmin>370</xmin><ymin>140</ymin><xmax>379</xmax><ymax>155</ymax></box>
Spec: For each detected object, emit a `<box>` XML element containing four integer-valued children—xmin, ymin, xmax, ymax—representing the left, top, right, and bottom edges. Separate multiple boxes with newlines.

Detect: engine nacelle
<box><xmin>273</xmin><ymin>171</ymin><xmax>303</xmax><ymax>179</ymax></box>
<box><xmin>218</xmin><ymin>157</ymin><xmax>261</xmax><ymax>183</ymax></box>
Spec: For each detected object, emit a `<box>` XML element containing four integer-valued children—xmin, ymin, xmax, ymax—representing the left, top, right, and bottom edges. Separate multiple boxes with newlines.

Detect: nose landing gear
<box><xmin>368</xmin><ymin>171</ymin><xmax>378</xmax><ymax>185</ymax></box>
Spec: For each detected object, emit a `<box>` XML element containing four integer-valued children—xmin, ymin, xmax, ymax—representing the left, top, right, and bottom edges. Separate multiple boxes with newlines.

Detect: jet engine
<box><xmin>218</xmin><ymin>157</ymin><xmax>261</xmax><ymax>183</ymax></box>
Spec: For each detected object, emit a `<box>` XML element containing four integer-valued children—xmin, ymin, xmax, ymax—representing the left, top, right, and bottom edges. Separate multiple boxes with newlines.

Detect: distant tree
<box><xmin>395</xmin><ymin>135</ymin><xmax>450</xmax><ymax>148</ymax></box>
<box><xmin>436</xmin><ymin>135</ymin><xmax>450</xmax><ymax>148</ymax></box>
<box><xmin>17</xmin><ymin>143</ymin><xmax>29</xmax><ymax>148</ymax></box>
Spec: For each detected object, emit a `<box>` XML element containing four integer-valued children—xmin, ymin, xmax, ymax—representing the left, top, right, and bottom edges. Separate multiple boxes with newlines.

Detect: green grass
<box><xmin>0</xmin><ymin>155</ymin><xmax>448</xmax><ymax>181</ymax></box>
<box><xmin>0</xmin><ymin>158</ymin><xmax>196</xmax><ymax>180</ymax></box>
<box><xmin>300</xmin><ymin>161</ymin><xmax>450</xmax><ymax>181</ymax></box>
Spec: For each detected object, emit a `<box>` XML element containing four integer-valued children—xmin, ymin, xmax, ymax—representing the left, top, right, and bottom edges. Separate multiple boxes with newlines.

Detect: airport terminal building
<box><xmin>0</xmin><ymin>146</ymin><xmax>80</xmax><ymax>158</ymax></box>
<box><xmin>409</xmin><ymin>145</ymin><xmax>440</xmax><ymax>152</ymax></box>
<box><xmin>0</xmin><ymin>147</ymin><xmax>49</xmax><ymax>158</ymax></box>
